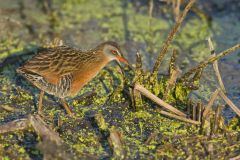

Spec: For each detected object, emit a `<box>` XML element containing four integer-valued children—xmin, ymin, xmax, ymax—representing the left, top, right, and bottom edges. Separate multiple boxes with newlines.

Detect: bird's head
<box><xmin>101</xmin><ymin>41</ymin><xmax>129</xmax><ymax>65</ymax></box>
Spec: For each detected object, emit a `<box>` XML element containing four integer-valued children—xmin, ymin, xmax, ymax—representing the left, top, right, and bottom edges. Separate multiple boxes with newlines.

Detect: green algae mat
<box><xmin>0</xmin><ymin>0</ymin><xmax>240</xmax><ymax>159</ymax></box>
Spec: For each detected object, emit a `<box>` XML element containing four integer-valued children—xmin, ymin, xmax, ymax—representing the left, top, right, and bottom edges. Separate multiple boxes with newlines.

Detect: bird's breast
<box><xmin>69</xmin><ymin>60</ymin><xmax>108</xmax><ymax>96</ymax></box>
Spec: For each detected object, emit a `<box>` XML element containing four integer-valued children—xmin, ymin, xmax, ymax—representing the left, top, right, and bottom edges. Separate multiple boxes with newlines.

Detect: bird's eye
<box><xmin>111</xmin><ymin>50</ymin><xmax>117</xmax><ymax>55</ymax></box>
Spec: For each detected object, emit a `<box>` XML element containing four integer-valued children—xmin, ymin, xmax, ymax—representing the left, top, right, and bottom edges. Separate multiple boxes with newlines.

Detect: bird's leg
<box><xmin>60</xmin><ymin>98</ymin><xmax>73</xmax><ymax>116</ymax></box>
<box><xmin>38</xmin><ymin>90</ymin><xmax>44</xmax><ymax>114</ymax></box>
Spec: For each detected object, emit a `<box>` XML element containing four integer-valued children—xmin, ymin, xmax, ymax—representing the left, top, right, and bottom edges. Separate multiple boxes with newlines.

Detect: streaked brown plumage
<box><xmin>17</xmin><ymin>41</ymin><xmax>129</xmax><ymax>115</ymax></box>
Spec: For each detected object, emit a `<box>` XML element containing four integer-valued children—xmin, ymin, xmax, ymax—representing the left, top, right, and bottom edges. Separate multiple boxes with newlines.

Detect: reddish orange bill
<box><xmin>117</xmin><ymin>55</ymin><xmax>129</xmax><ymax>65</ymax></box>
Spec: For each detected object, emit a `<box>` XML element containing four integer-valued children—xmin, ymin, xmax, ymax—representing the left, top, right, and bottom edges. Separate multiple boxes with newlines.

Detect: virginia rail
<box><xmin>17</xmin><ymin>41</ymin><xmax>129</xmax><ymax>115</ymax></box>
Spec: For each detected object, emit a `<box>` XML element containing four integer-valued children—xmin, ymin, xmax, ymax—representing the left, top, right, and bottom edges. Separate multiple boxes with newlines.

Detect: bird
<box><xmin>17</xmin><ymin>41</ymin><xmax>129</xmax><ymax>116</ymax></box>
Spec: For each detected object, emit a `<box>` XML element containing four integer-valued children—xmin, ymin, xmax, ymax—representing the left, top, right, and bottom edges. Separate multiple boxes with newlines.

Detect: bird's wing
<box><xmin>22</xmin><ymin>46</ymin><xmax>82</xmax><ymax>85</ymax></box>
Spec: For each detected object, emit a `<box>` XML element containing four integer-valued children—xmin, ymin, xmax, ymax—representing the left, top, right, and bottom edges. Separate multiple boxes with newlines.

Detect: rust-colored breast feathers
<box><xmin>70</xmin><ymin>55</ymin><xmax>109</xmax><ymax>96</ymax></box>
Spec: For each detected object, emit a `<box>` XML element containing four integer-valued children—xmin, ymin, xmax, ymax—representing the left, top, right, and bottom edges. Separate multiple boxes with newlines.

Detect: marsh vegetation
<box><xmin>0</xmin><ymin>0</ymin><xmax>239</xmax><ymax>159</ymax></box>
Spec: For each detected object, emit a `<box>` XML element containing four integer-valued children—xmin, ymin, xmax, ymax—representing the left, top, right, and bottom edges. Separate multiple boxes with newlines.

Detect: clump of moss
<box><xmin>227</xmin><ymin>116</ymin><xmax>240</xmax><ymax>132</ymax></box>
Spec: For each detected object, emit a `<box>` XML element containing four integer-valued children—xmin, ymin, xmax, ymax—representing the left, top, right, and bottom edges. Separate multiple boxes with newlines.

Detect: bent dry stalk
<box><xmin>207</xmin><ymin>37</ymin><xmax>226</xmax><ymax>93</ymax></box>
<box><xmin>134</xmin><ymin>84</ymin><xmax>186</xmax><ymax>117</ymax></box>
<box><xmin>180</xmin><ymin>43</ymin><xmax>240</xmax><ymax>81</ymax></box>
<box><xmin>158</xmin><ymin>110</ymin><xmax>201</xmax><ymax>125</ymax></box>
<box><xmin>219</xmin><ymin>90</ymin><xmax>240</xmax><ymax>117</ymax></box>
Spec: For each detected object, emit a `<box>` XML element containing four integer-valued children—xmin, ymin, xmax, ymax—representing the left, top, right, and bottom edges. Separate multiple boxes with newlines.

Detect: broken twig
<box><xmin>108</xmin><ymin>128</ymin><xmax>125</xmax><ymax>159</ymax></box>
<box><xmin>202</xmin><ymin>89</ymin><xmax>220</xmax><ymax>118</ymax></box>
<box><xmin>145</xmin><ymin>131</ymin><xmax>159</xmax><ymax>144</ymax></box>
<box><xmin>219</xmin><ymin>90</ymin><xmax>240</xmax><ymax>116</ymax></box>
<box><xmin>192</xmin><ymin>104</ymin><xmax>196</xmax><ymax>121</ymax></box>
<box><xmin>0</xmin><ymin>105</ymin><xmax>19</xmax><ymax>112</ymax></box>
<box><xmin>134</xmin><ymin>84</ymin><xmax>186</xmax><ymax>117</ymax></box>
<box><xmin>152</xmin><ymin>0</ymin><xmax>196</xmax><ymax>75</ymax></box>
<box><xmin>197</xmin><ymin>102</ymin><xmax>202</xmax><ymax>122</ymax></box>
<box><xmin>213</xmin><ymin>105</ymin><xmax>223</xmax><ymax>134</ymax></box>
<box><xmin>181</xmin><ymin>43</ymin><xmax>240</xmax><ymax>80</ymax></box>
<box><xmin>29</xmin><ymin>114</ymin><xmax>64</xmax><ymax>145</ymax></box>
<box><xmin>0</xmin><ymin>118</ymin><xmax>29</xmax><ymax>134</ymax></box>
<box><xmin>158</xmin><ymin>110</ymin><xmax>200</xmax><ymax>125</ymax></box>
<box><xmin>131</xmin><ymin>52</ymin><xmax>144</xmax><ymax>110</ymax></box>
<box><xmin>95</xmin><ymin>113</ymin><xmax>108</xmax><ymax>131</ymax></box>
<box><xmin>163</xmin><ymin>49</ymin><xmax>181</xmax><ymax>100</ymax></box>
<box><xmin>187</xmin><ymin>100</ymin><xmax>192</xmax><ymax>118</ymax></box>
<box><xmin>163</xmin><ymin>69</ymin><xmax>180</xmax><ymax>100</ymax></box>
<box><xmin>230</xmin><ymin>155</ymin><xmax>240</xmax><ymax>160</ymax></box>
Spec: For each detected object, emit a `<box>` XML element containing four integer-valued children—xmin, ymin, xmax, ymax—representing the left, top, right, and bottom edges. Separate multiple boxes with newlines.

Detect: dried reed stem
<box><xmin>163</xmin><ymin>49</ymin><xmax>181</xmax><ymax>100</ymax></box>
<box><xmin>132</xmin><ymin>52</ymin><xmax>144</xmax><ymax>110</ymax></box>
<box><xmin>134</xmin><ymin>84</ymin><xmax>186</xmax><ymax>117</ymax></box>
<box><xmin>152</xmin><ymin>0</ymin><xmax>196</xmax><ymax>75</ymax></box>
<box><xmin>219</xmin><ymin>90</ymin><xmax>240</xmax><ymax>116</ymax></box>
<box><xmin>145</xmin><ymin>131</ymin><xmax>158</xmax><ymax>144</ymax></box>
<box><xmin>148</xmin><ymin>0</ymin><xmax>154</xmax><ymax>27</ymax></box>
<box><xmin>207</xmin><ymin>37</ymin><xmax>226</xmax><ymax>92</ymax></box>
<box><xmin>230</xmin><ymin>155</ymin><xmax>240</xmax><ymax>160</ymax></box>
<box><xmin>158</xmin><ymin>110</ymin><xmax>201</xmax><ymax>125</ymax></box>
<box><xmin>197</xmin><ymin>102</ymin><xmax>202</xmax><ymax>122</ymax></box>
<box><xmin>173</xmin><ymin>0</ymin><xmax>181</xmax><ymax>21</ymax></box>
<box><xmin>108</xmin><ymin>129</ymin><xmax>125</xmax><ymax>159</ymax></box>
<box><xmin>213</xmin><ymin>105</ymin><xmax>223</xmax><ymax>134</ymax></box>
<box><xmin>29</xmin><ymin>114</ymin><xmax>64</xmax><ymax>145</ymax></box>
<box><xmin>0</xmin><ymin>118</ymin><xmax>29</xmax><ymax>134</ymax></box>
<box><xmin>202</xmin><ymin>89</ymin><xmax>220</xmax><ymax>117</ymax></box>
<box><xmin>192</xmin><ymin>104</ymin><xmax>196</xmax><ymax>121</ymax></box>
<box><xmin>187</xmin><ymin>100</ymin><xmax>192</xmax><ymax>118</ymax></box>
<box><xmin>181</xmin><ymin>43</ymin><xmax>240</xmax><ymax>80</ymax></box>
<box><xmin>0</xmin><ymin>105</ymin><xmax>19</xmax><ymax>112</ymax></box>
<box><xmin>163</xmin><ymin>69</ymin><xmax>180</xmax><ymax>100</ymax></box>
